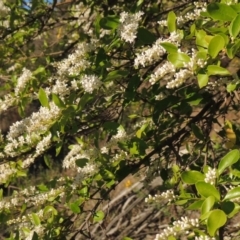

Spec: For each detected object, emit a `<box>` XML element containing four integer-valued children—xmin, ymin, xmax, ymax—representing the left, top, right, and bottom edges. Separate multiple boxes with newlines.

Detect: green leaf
<box><xmin>69</xmin><ymin>202</ymin><xmax>81</xmax><ymax>214</ymax></box>
<box><xmin>197</xmin><ymin>74</ymin><xmax>208</xmax><ymax>88</ymax></box>
<box><xmin>44</xmin><ymin>155</ymin><xmax>52</xmax><ymax>169</ymax></box>
<box><xmin>201</xmin><ymin>196</ymin><xmax>215</xmax><ymax>215</ymax></box>
<box><xmin>32</xmin><ymin>232</ymin><xmax>39</xmax><ymax>240</ymax></box>
<box><xmin>38</xmin><ymin>87</ymin><xmax>49</xmax><ymax>108</ymax></box>
<box><xmin>99</xmin><ymin>15</ymin><xmax>119</xmax><ymax>30</ymax></box>
<box><xmin>207</xmin><ymin>3</ymin><xmax>237</xmax><ymax>21</ymax></box>
<box><xmin>160</xmin><ymin>42</ymin><xmax>178</xmax><ymax>53</ymax></box>
<box><xmin>196</xmin><ymin>30</ymin><xmax>209</xmax><ymax>50</ymax></box>
<box><xmin>52</xmin><ymin>93</ymin><xmax>65</xmax><ymax>109</ymax></box>
<box><xmin>43</xmin><ymin>206</ymin><xmax>58</xmax><ymax>216</ymax></box>
<box><xmin>221</xmin><ymin>201</ymin><xmax>235</xmax><ymax>215</ymax></box>
<box><xmin>136</xmin><ymin>27</ymin><xmax>157</xmax><ymax>45</ymax></box>
<box><xmin>78</xmin><ymin>93</ymin><xmax>93</xmax><ymax>112</ymax></box>
<box><xmin>229</xmin><ymin>14</ymin><xmax>240</xmax><ymax>38</ymax></box>
<box><xmin>122</xmin><ymin>237</ymin><xmax>133</xmax><ymax>240</ymax></box>
<box><xmin>224</xmin><ymin>186</ymin><xmax>240</xmax><ymax>200</ymax></box>
<box><xmin>191</xmin><ymin>124</ymin><xmax>204</xmax><ymax>141</ymax></box>
<box><xmin>167</xmin><ymin>11</ymin><xmax>176</xmax><ymax>33</ymax></box>
<box><xmin>31</xmin><ymin>213</ymin><xmax>40</xmax><ymax>226</ymax></box>
<box><xmin>218</xmin><ymin>149</ymin><xmax>239</xmax><ymax>175</ymax></box>
<box><xmin>103</xmin><ymin>121</ymin><xmax>120</xmax><ymax>135</ymax></box>
<box><xmin>195</xmin><ymin>182</ymin><xmax>220</xmax><ymax>201</ymax></box>
<box><xmin>105</xmin><ymin>70</ymin><xmax>128</xmax><ymax>81</ymax></box>
<box><xmin>168</xmin><ymin>52</ymin><xmax>190</xmax><ymax>68</ymax></box>
<box><xmin>181</xmin><ymin>171</ymin><xmax>205</xmax><ymax>184</ymax></box>
<box><xmin>136</xmin><ymin>123</ymin><xmax>148</xmax><ymax>138</ymax></box>
<box><xmin>93</xmin><ymin>210</ymin><xmax>105</xmax><ymax>222</ymax></box>
<box><xmin>227</xmin><ymin>83</ymin><xmax>237</xmax><ymax>92</ymax></box>
<box><xmin>75</xmin><ymin>158</ymin><xmax>88</xmax><ymax>168</ymax></box>
<box><xmin>207</xmin><ymin>65</ymin><xmax>230</xmax><ymax>76</ymax></box>
<box><xmin>187</xmin><ymin>200</ymin><xmax>204</xmax><ymax>210</ymax></box>
<box><xmin>207</xmin><ymin>209</ymin><xmax>227</xmax><ymax>236</ymax></box>
<box><xmin>208</xmin><ymin>35</ymin><xmax>225</xmax><ymax>58</ymax></box>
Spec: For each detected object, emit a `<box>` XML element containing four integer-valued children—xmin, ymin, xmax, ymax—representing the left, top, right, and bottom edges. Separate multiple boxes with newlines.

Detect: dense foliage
<box><xmin>2</xmin><ymin>0</ymin><xmax>240</xmax><ymax>239</ymax></box>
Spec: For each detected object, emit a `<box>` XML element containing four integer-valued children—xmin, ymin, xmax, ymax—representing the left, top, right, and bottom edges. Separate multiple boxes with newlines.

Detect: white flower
<box><xmin>204</xmin><ymin>168</ymin><xmax>217</xmax><ymax>185</ymax></box>
<box><xmin>155</xmin><ymin>217</ymin><xmax>199</xmax><ymax>240</ymax></box>
<box><xmin>149</xmin><ymin>61</ymin><xmax>175</xmax><ymax>85</ymax></box>
<box><xmin>81</xmin><ymin>74</ymin><xmax>101</xmax><ymax>93</ymax></box>
<box><xmin>145</xmin><ymin>190</ymin><xmax>176</xmax><ymax>203</ymax></box>
<box><xmin>15</xmin><ymin>68</ymin><xmax>33</xmax><ymax>95</ymax></box>
<box><xmin>166</xmin><ymin>69</ymin><xmax>192</xmax><ymax>89</ymax></box>
<box><xmin>118</xmin><ymin>11</ymin><xmax>144</xmax><ymax>43</ymax></box>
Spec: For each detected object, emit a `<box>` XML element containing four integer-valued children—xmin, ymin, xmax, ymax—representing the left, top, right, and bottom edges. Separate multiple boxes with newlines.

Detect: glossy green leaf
<box><xmin>196</xmin><ymin>30</ymin><xmax>209</xmax><ymax>50</ymax></box>
<box><xmin>93</xmin><ymin>210</ymin><xmax>105</xmax><ymax>222</ymax></box>
<box><xmin>201</xmin><ymin>196</ymin><xmax>215</xmax><ymax>215</ymax></box>
<box><xmin>69</xmin><ymin>202</ymin><xmax>81</xmax><ymax>214</ymax></box>
<box><xmin>160</xmin><ymin>42</ymin><xmax>178</xmax><ymax>53</ymax></box>
<box><xmin>229</xmin><ymin>14</ymin><xmax>240</xmax><ymax>38</ymax></box>
<box><xmin>31</xmin><ymin>213</ymin><xmax>40</xmax><ymax>226</ymax></box>
<box><xmin>181</xmin><ymin>171</ymin><xmax>205</xmax><ymax>184</ymax></box>
<box><xmin>221</xmin><ymin>201</ymin><xmax>235</xmax><ymax>215</ymax></box>
<box><xmin>207</xmin><ymin>209</ymin><xmax>227</xmax><ymax>236</ymax></box>
<box><xmin>167</xmin><ymin>11</ymin><xmax>176</xmax><ymax>32</ymax></box>
<box><xmin>224</xmin><ymin>186</ymin><xmax>240</xmax><ymax>200</ymax></box>
<box><xmin>218</xmin><ymin>149</ymin><xmax>239</xmax><ymax>175</ymax></box>
<box><xmin>191</xmin><ymin>124</ymin><xmax>204</xmax><ymax>141</ymax></box>
<box><xmin>52</xmin><ymin>93</ymin><xmax>65</xmax><ymax>109</ymax></box>
<box><xmin>75</xmin><ymin>158</ymin><xmax>88</xmax><ymax>168</ymax></box>
<box><xmin>99</xmin><ymin>15</ymin><xmax>119</xmax><ymax>30</ymax></box>
<box><xmin>38</xmin><ymin>87</ymin><xmax>49</xmax><ymax>108</ymax></box>
<box><xmin>78</xmin><ymin>93</ymin><xmax>93</xmax><ymax>112</ymax></box>
<box><xmin>207</xmin><ymin>65</ymin><xmax>231</xmax><ymax>76</ymax></box>
<box><xmin>168</xmin><ymin>52</ymin><xmax>190</xmax><ymax>68</ymax></box>
<box><xmin>136</xmin><ymin>27</ymin><xmax>157</xmax><ymax>45</ymax></box>
<box><xmin>195</xmin><ymin>182</ymin><xmax>220</xmax><ymax>201</ymax></box>
<box><xmin>207</xmin><ymin>3</ymin><xmax>237</xmax><ymax>21</ymax></box>
<box><xmin>105</xmin><ymin>70</ymin><xmax>128</xmax><ymax>81</ymax></box>
<box><xmin>227</xmin><ymin>83</ymin><xmax>237</xmax><ymax>92</ymax></box>
<box><xmin>187</xmin><ymin>200</ymin><xmax>204</xmax><ymax>210</ymax></box>
<box><xmin>43</xmin><ymin>206</ymin><xmax>58</xmax><ymax>216</ymax></box>
<box><xmin>208</xmin><ymin>35</ymin><xmax>225</xmax><ymax>58</ymax></box>
<box><xmin>197</xmin><ymin>74</ymin><xmax>208</xmax><ymax>88</ymax></box>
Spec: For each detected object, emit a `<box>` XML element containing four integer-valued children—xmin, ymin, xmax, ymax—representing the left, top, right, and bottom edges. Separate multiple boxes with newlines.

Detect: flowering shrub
<box><xmin>1</xmin><ymin>0</ymin><xmax>240</xmax><ymax>239</ymax></box>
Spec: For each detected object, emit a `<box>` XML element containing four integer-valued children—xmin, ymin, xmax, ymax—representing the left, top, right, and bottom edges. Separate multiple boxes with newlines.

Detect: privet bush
<box><xmin>1</xmin><ymin>0</ymin><xmax>240</xmax><ymax>239</ymax></box>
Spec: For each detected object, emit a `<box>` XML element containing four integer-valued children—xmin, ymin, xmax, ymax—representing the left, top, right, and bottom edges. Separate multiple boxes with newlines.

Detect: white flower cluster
<box><xmin>111</xmin><ymin>150</ymin><xmax>128</xmax><ymax>163</ymax></box>
<box><xmin>118</xmin><ymin>11</ymin><xmax>144</xmax><ymax>43</ymax></box>
<box><xmin>0</xmin><ymin>0</ymin><xmax>10</xmax><ymax>17</ymax></box>
<box><xmin>1</xmin><ymin>185</ymin><xmax>65</xmax><ymax>213</ymax></box>
<box><xmin>184</xmin><ymin>49</ymin><xmax>207</xmax><ymax>71</ymax></box>
<box><xmin>155</xmin><ymin>217</ymin><xmax>199</xmax><ymax>240</ymax></box>
<box><xmin>63</xmin><ymin>144</ymin><xmax>99</xmax><ymax>178</ymax></box>
<box><xmin>15</xmin><ymin>68</ymin><xmax>33</xmax><ymax>95</ymax></box>
<box><xmin>204</xmin><ymin>168</ymin><xmax>217</xmax><ymax>185</ymax></box>
<box><xmin>63</xmin><ymin>144</ymin><xmax>83</xmax><ymax>169</ymax></box>
<box><xmin>0</xmin><ymin>162</ymin><xmax>17</xmax><ymax>184</ymax></box>
<box><xmin>35</xmin><ymin>133</ymin><xmax>52</xmax><ymax>155</ymax></box>
<box><xmin>134</xmin><ymin>32</ymin><xmax>181</xmax><ymax>68</ymax></box>
<box><xmin>195</xmin><ymin>236</ymin><xmax>216</xmax><ymax>240</ymax></box>
<box><xmin>81</xmin><ymin>74</ymin><xmax>101</xmax><ymax>93</ymax></box>
<box><xmin>166</xmin><ymin>69</ymin><xmax>193</xmax><ymax>89</ymax></box>
<box><xmin>5</xmin><ymin>103</ymin><xmax>61</xmax><ymax>157</ymax></box>
<box><xmin>0</xmin><ymin>94</ymin><xmax>15</xmax><ymax>113</ymax></box>
<box><xmin>226</xmin><ymin>0</ymin><xmax>238</xmax><ymax>5</ymax></box>
<box><xmin>165</xmin><ymin>48</ymin><xmax>207</xmax><ymax>89</ymax></box>
<box><xmin>51</xmin><ymin>79</ymin><xmax>70</xmax><ymax>98</ymax></box>
<box><xmin>158</xmin><ymin>2</ymin><xmax>207</xmax><ymax>27</ymax></box>
<box><xmin>56</xmin><ymin>42</ymin><xmax>94</xmax><ymax>76</ymax></box>
<box><xmin>149</xmin><ymin>61</ymin><xmax>175</xmax><ymax>85</ymax></box>
<box><xmin>145</xmin><ymin>190</ymin><xmax>176</xmax><ymax>203</ymax></box>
